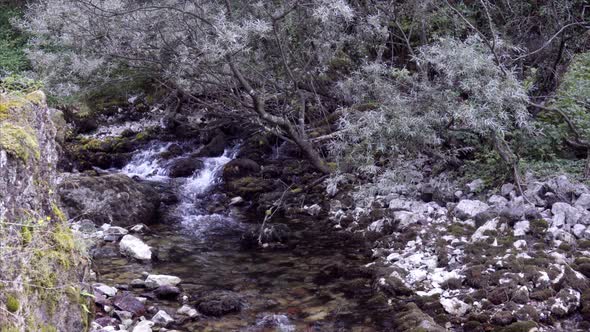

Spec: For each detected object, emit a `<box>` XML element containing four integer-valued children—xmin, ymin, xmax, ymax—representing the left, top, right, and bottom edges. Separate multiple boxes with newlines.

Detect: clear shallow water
<box><xmin>94</xmin><ymin>141</ymin><xmax>385</xmax><ymax>331</ymax></box>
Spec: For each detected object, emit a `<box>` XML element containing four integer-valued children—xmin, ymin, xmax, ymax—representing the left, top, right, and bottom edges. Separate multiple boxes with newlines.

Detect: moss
<box><xmin>0</xmin><ymin>122</ymin><xmax>40</xmax><ymax>162</ymax></box>
<box><xmin>579</xmin><ymin>239</ymin><xmax>590</xmax><ymax>249</ymax></box>
<box><xmin>52</xmin><ymin>225</ymin><xmax>76</xmax><ymax>252</ymax></box>
<box><xmin>51</xmin><ymin>203</ymin><xmax>67</xmax><ymax>223</ymax></box>
<box><xmin>5</xmin><ymin>294</ymin><xmax>19</xmax><ymax>313</ymax></box>
<box><xmin>0</xmin><ymin>96</ymin><xmax>27</xmax><ymax>121</ymax></box>
<box><xmin>530</xmin><ymin>219</ymin><xmax>548</xmax><ymax>236</ymax></box>
<box><xmin>25</xmin><ymin>91</ymin><xmax>46</xmax><ymax>105</ymax></box>
<box><xmin>0</xmin><ymin>325</ymin><xmax>20</xmax><ymax>332</ymax></box>
<box><xmin>448</xmin><ymin>223</ymin><xmax>472</xmax><ymax>237</ymax></box>
<box><xmin>21</xmin><ymin>225</ymin><xmax>32</xmax><ymax>245</ymax></box>
<box><xmin>135</xmin><ymin>131</ymin><xmax>149</xmax><ymax>141</ymax></box>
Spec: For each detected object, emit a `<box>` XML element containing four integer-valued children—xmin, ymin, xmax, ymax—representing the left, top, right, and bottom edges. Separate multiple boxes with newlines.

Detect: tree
<box><xmin>21</xmin><ymin>0</ymin><xmax>362</xmax><ymax>173</ymax></box>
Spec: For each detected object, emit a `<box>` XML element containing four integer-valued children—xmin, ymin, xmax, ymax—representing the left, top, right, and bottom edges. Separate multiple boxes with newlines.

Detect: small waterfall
<box><xmin>122</xmin><ymin>141</ymin><xmax>172</xmax><ymax>179</ymax></box>
<box><xmin>120</xmin><ymin>142</ymin><xmax>241</xmax><ymax>237</ymax></box>
<box><xmin>176</xmin><ymin>146</ymin><xmax>240</xmax><ymax>236</ymax></box>
<box><xmin>254</xmin><ymin>314</ymin><xmax>296</xmax><ymax>332</ymax></box>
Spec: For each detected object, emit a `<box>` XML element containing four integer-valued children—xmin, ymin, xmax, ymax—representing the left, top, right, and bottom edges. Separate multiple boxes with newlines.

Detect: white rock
<box><xmin>101</xmin><ymin>223</ymin><xmax>112</xmax><ymax>231</ymax></box>
<box><xmin>105</xmin><ymin>226</ymin><xmax>128</xmax><ymax>236</ymax></box>
<box><xmin>572</xmin><ymin>224</ymin><xmax>587</xmax><ymax>238</ymax></box>
<box><xmin>229</xmin><ymin>196</ymin><xmax>244</xmax><ymax>206</ymax></box>
<box><xmin>583</xmin><ymin>228</ymin><xmax>590</xmax><ymax>240</ymax></box>
<box><xmin>120</xmin><ymin>235</ymin><xmax>152</xmax><ymax>260</ymax></box>
<box><xmin>177</xmin><ymin>305</ymin><xmax>198</xmax><ymax>318</ymax></box>
<box><xmin>440</xmin><ymin>298</ymin><xmax>471</xmax><ymax>316</ymax></box>
<box><xmin>152</xmin><ymin>310</ymin><xmax>174</xmax><ymax>327</ymax></box>
<box><xmin>575</xmin><ymin>193</ymin><xmax>590</xmax><ymax>210</ymax></box>
<box><xmin>132</xmin><ymin>320</ymin><xmax>154</xmax><ymax>332</ymax></box>
<box><xmin>552</xmin><ymin>202</ymin><xmax>582</xmax><ymax>227</ymax></box>
<box><xmin>94</xmin><ymin>283</ymin><xmax>118</xmax><ymax>297</ymax></box>
<box><xmin>501</xmin><ymin>183</ymin><xmax>515</xmax><ymax>197</ymax></box>
<box><xmin>130</xmin><ymin>224</ymin><xmax>149</xmax><ymax>233</ymax></box>
<box><xmin>513</xmin><ymin>220</ymin><xmax>530</xmax><ymax>237</ymax></box>
<box><xmin>394</xmin><ymin>211</ymin><xmax>421</xmax><ymax>230</ymax></box>
<box><xmin>513</xmin><ymin>240</ymin><xmax>527</xmax><ymax>250</ymax></box>
<box><xmin>471</xmin><ymin>218</ymin><xmax>498</xmax><ymax>242</ymax></box>
<box><xmin>388</xmin><ymin>198</ymin><xmax>413</xmax><ymax>211</ymax></box>
<box><xmin>466</xmin><ymin>179</ymin><xmax>485</xmax><ymax>193</ymax></box>
<box><xmin>304</xmin><ymin>204</ymin><xmax>321</xmax><ymax>216</ymax></box>
<box><xmin>454</xmin><ymin>200</ymin><xmax>489</xmax><ymax>219</ymax></box>
<box><xmin>145</xmin><ymin>274</ymin><xmax>181</xmax><ymax>289</ymax></box>
<box><xmin>367</xmin><ymin>219</ymin><xmax>389</xmax><ymax>233</ymax></box>
<box><xmin>488</xmin><ymin>195</ymin><xmax>508</xmax><ymax>207</ymax></box>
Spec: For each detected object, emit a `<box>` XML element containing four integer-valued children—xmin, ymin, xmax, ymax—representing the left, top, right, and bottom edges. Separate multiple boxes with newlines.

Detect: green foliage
<box><xmin>5</xmin><ymin>294</ymin><xmax>19</xmax><ymax>313</ymax></box>
<box><xmin>0</xmin><ymin>74</ymin><xmax>44</xmax><ymax>94</ymax></box>
<box><xmin>0</xmin><ymin>6</ymin><xmax>28</xmax><ymax>73</ymax></box>
<box><xmin>462</xmin><ymin>149</ymin><xmax>511</xmax><ymax>187</ymax></box>
<box><xmin>553</xmin><ymin>52</ymin><xmax>590</xmax><ymax>139</ymax></box>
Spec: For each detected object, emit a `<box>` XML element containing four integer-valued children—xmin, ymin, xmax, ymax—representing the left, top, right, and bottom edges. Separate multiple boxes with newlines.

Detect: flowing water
<box><xmin>93</xmin><ymin>141</ymin><xmax>387</xmax><ymax>331</ymax></box>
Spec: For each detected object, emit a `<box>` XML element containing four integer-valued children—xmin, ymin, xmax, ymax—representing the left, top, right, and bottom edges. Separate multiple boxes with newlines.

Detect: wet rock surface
<box><xmin>59</xmin><ymin>173</ymin><xmax>160</xmax><ymax>227</ymax></box>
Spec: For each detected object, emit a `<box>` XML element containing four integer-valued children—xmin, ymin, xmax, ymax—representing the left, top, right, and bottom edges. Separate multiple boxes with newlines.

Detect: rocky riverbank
<box><xmin>325</xmin><ymin>175</ymin><xmax>590</xmax><ymax>331</ymax></box>
<box><xmin>10</xmin><ymin>91</ymin><xmax>590</xmax><ymax>331</ymax></box>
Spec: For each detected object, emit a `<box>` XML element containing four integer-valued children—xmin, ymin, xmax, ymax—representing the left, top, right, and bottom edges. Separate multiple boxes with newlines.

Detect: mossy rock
<box><xmin>5</xmin><ymin>294</ymin><xmax>19</xmax><ymax>313</ymax></box>
<box><xmin>0</xmin><ymin>122</ymin><xmax>40</xmax><ymax>162</ymax></box>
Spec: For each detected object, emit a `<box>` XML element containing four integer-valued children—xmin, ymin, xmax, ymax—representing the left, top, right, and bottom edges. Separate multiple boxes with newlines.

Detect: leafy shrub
<box><xmin>0</xmin><ymin>6</ymin><xmax>28</xmax><ymax>73</ymax></box>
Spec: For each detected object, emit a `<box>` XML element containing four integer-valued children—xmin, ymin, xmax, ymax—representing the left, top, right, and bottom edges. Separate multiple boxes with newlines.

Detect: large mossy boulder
<box><xmin>59</xmin><ymin>173</ymin><xmax>160</xmax><ymax>226</ymax></box>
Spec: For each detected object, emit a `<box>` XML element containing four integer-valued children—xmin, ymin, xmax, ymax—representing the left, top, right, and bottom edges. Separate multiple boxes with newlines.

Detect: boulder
<box><xmin>145</xmin><ymin>274</ymin><xmax>182</xmax><ymax>289</ymax></box>
<box><xmin>195</xmin><ymin>291</ymin><xmax>242</xmax><ymax>316</ymax></box>
<box><xmin>547</xmin><ymin>175</ymin><xmax>588</xmax><ymax>202</ymax></box>
<box><xmin>177</xmin><ymin>305</ymin><xmax>199</xmax><ymax>318</ymax></box>
<box><xmin>194</xmin><ymin>132</ymin><xmax>226</xmax><ymax>157</ymax></box>
<box><xmin>453</xmin><ymin>200</ymin><xmax>489</xmax><ymax>220</ymax></box>
<box><xmin>440</xmin><ymin>298</ymin><xmax>470</xmax><ymax>316</ymax></box>
<box><xmin>549</xmin><ymin>288</ymin><xmax>581</xmax><ymax>317</ymax></box>
<box><xmin>94</xmin><ymin>283</ymin><xmax>118</xmax><ymax>297</ymax></box>
<box><xmin>552</xmin><ymin>202</ymin><xmax>583</xmax><ymax>227</ymax></box>
<box><xmin>59</xmin><ymin>174</ymin><xmax>160</xmax><ymax>227</ymax></box>
<box><xmin>166</xmin><ymin>157</ymin><xmax>204</xmax><ymax>178</ymax></box>
<box><xmin>154</xmin><ymin>285</ymin><xmax>181</xmax><ymax>299</ymax></box>
<box><xmin>222</xmin><ymin>158</ymin><xmax>261</xmax><ymax>180</ymax></box>
<box><xmin>152</xmin><ymin>310</ymin><xmax>174</xmax><ymax>327</ymax></box>
<box><xmin>113</xmin><ymin>293</ymin><xmax>146</xmax><ymax>316</ymax></box>
<box><xmin>120</xmin><ymin>235</ymin><xmax>152</xmax><ymax>260</ymax></box>
<box><xmin>576</xmin><ymin>193</ymin><xmax>590</xmax><ymax>210</ymax></box>
<box><xmin>132</xmin><ymin>320</ymin><xmax>154</xmax><ymax>332</ymax></box>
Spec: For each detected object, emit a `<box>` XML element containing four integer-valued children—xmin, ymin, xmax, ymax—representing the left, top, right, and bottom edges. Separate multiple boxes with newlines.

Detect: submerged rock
<box><xmin>113</xmin><ymin>293</ymin><xmax>146</xmax><ymax>317</ymax></box>
<box><xmin>195</xmin><ymin>290</ymin><xmax>243</xmax><ymax>316</ymax></box>
<box><xmin>59</xmin><ymin>173</ymin><xmax>160</xmax><ymax>227</ymax></box>
<box><xmin>120</xmin><ymin>235</ymin><xmax>152</xmax><ymax>260</ymax></box>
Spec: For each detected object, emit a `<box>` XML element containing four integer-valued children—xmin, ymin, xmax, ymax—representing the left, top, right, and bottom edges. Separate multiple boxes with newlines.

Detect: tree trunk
<box><xmin>227</xmin><ymin>57</ymin><xmax>331</xmax><ymax>174</ymax></box>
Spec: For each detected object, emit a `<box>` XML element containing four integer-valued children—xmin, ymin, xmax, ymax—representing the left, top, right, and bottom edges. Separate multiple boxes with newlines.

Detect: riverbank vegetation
<box><xmin>15</xmin><ymin>1</ymin><xmax>589</xmax><ymax>193</ymax></box>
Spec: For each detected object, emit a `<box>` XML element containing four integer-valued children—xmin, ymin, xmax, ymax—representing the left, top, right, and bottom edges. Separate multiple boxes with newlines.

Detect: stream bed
<box><xmin>92</xmin><ymin>142</ymin><xmax>388</xmax><ymax>331</ymax></box>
